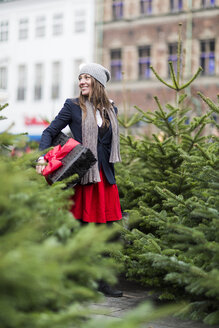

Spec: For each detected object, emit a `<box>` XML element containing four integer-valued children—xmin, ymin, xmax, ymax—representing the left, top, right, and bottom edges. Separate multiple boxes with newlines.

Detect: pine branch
<box><xmin>188</xmin><ymin>112</ymin><xmax>212</xmax><ymax>133</ymax></box>
<box><xmin>198</xmin><ymin>92</ymin><xmax>219</xmax><ymax>114</ymax></box>
<box><xmin>179</xmin><ymin>94</ymin><xmax>187</xmax><ymax>104</ymax></box>
<box><xmin>150</xmin><ymin>65</ymin><xmax>177</xmax><ymax>90</ymax></box>
<box><xmin>179</xmin><ymin>67</ymin><xmax>203</xmax><ymax>90</ymax></box>
<box><xmin>134</xmin><ymin>105</ymin><xmax>155</xmax><ymax>123</ymax></box>
<box><xmin>0</xmin><ymin>103</ymin><xmax>9</xmax><ymax>112</ymax></box>
<box><xmin>152</xmin><ymin>134</ymin><xmax>166</xmax><ymax>155</ymax></box>
<box><xmin>154</xmin><ymin>96</ymin><xmax>177</xmax><ymax>136</ymax></box>
<box><xmin>194</xmin><ymin>144</ymin><xmax>211</xmax><ymax>161</ymax></box>
<box><xmin>118</xmin><ymin>113</ymin><xmax>142</xmax><ymax>128</ymax></box>
<box><xmin>169</xmin><ymin>61</ymin><xmax>179</xmax><ymax>90</ymax></box>
<box><xmin>193</xmin><ymin>124</ymin><xmax>206</xmax><ymax>142</ymax></box>
<box><xmin>166</xmin><ymin>109</ymin><xmax>178</xmax><ymax>119</ymax></box>
<box><xmin>150</xmin><ymin>66</ymin><xmax>202</xmax><ymax>92</ymax></box>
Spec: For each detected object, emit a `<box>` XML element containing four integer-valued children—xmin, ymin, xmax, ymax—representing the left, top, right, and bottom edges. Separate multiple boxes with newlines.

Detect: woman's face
<box><xmin>78</xmin><ymin>74</ymin><xmax>92</xmax><ymax>96</ymax></box>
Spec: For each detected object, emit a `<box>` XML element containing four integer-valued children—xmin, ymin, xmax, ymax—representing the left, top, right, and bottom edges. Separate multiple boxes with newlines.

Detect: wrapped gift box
<box><xmin>43</xmin><ymin>132</ymin><xmax>96</xmax><ymax>186</ymax></box>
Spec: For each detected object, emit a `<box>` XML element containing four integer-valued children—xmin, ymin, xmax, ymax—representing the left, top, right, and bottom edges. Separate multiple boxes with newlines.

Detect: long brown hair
<box><xmin>78</xmin><ymin>76</ymin><xmax>111</xmax><ymax>127</ymax></box>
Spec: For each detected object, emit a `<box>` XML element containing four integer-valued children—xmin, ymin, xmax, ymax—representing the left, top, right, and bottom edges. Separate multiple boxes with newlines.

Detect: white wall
<box><xmin>0</xmin><ymin>0</ymin><xmax>95</xmax><ymax>138</ymax></box>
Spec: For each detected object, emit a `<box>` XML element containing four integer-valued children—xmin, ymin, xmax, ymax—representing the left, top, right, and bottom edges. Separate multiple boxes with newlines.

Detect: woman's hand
<box><xmin>36</xmin><ymin>157</ymin><xmax>47</xmax><ymax>174</ymax></box>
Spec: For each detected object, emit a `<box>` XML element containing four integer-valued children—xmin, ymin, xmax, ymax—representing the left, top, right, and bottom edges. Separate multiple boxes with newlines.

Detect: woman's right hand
<box><xmin>36</xmin><ymin>157</ymin><xmax>47</xmax><ymax>174</ymax></box>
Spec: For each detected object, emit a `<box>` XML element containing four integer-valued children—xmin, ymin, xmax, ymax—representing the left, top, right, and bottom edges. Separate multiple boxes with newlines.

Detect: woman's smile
<box><xmin>79</xmin><ymin>74</ymin><xmax>92</xmax><ymax>96</ymax></box>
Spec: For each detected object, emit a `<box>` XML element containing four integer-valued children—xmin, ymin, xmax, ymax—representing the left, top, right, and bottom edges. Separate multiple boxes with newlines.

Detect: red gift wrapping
<box><xmin>42</xmin><ymin>138</ymin><xmax>80</xmax><ymax>176</ymax></box>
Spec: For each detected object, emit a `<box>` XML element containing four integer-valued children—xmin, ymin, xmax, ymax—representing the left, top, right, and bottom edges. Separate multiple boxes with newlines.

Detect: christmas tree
<box><xmin>116</xmin><ymin>24</ymin><xmax>219</xmax><ymax>325</ymax></box>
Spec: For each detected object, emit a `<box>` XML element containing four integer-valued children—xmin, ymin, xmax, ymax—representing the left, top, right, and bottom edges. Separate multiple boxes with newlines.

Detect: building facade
<box><xmin>0</xmin><ymin>0</ymin><xmax>95</xmax><ymax>138</ymax></box>
<box><xmin>98</xmin><ymin>0</ymin><xmax>219</xmax><ymax>134</ymax></box>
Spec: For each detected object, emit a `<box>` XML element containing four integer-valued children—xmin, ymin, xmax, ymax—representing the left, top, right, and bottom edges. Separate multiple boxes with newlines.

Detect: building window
<box><xmin>51</xmin><ymin>62</ymin><xmax>61</xmax><ymax>99</ymax></box>
<box><xmin>112</xmin><ymin>0</ymin><xmax>123</xmax><ymax>20</ymax></box>
<box><xmin>200</xmin><ymin>40</ymin><xmax>215</xmax><ymax>76</ymax></box>
<box><xmin>34</xmin><ymin>63</ymin><xmax>44</xmax><ymax>100</ymax></box>
<box><xmin>168</xmin><ymin>43</ymin><xmax>178</xmax><ymax>77</ymax></box>
<box><xmin>35</xmin><ymin>16</ymin><xmax>46</xmax><ymax>38</ymax></box>
<box><xmin>201</xmin><ymin>0</ymin><xmax>215</xmax><ymax>7</ymax></box>
<box><xmin>140</xmin><ymin>0</ymin><xmax>152</xmax><ymax>15</ymax></box>
<box><xmin>74</xmin><ymin>10</ymin><xmax>86</xmax><ymax>33</ymax></box>
<box><xmin>52</xmin><ymin>14</ymin><xmax>63</xmax><ymax>36</ymax></box>
<box><xmin>170</xmin><ymin>0</ymin><xmax>183</xmax><ymax>12</ymax></box>
<box><xmin>0</xmin><ymin>66</ymin><xmax>8</xmax><ymax>89</ymax></box>
<box><xmin>138</xmin><ymin>46</ymin><xmax>151</xmax><ymax>79</ymax></box>
<box><xmin>0</xmin><ymin>21</ymin><xmax>9</xmax><ymax>42</ymax></box>
<box><xmin>74</xmin><ymin>59</ymin><xmax>84</xmax><ymax>96</ymax></box>
<box><xmin>17</xmin><ymin>65</ymin><xmax>27</xmax><ymax>101</ymax></box>
<box><xmin>110</xmin><ymin>49</ymin><xmax>122</xmax><ymax>81</ymax></box>
<box><xmin>18</xmin><ymin>18</ymin><xmax>28</xmax><ymax>40</ymax></box>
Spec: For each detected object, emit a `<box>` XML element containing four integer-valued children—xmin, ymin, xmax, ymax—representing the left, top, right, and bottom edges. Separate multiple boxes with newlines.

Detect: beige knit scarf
<box><xmin>80</xmin><ymin>100</ymin><xmax>121</xmax><ymax>185</ymax></box>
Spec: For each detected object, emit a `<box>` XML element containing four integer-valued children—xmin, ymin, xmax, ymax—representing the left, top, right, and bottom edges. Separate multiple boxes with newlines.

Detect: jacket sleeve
<box><xmin>39</xmin><ymin>99</ymin><xmax>72</xmax><ymax>150</ymax></box>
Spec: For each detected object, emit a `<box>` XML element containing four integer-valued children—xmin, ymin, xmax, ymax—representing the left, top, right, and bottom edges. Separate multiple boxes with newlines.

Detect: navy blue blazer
<box><xmin>39</xmin><ymin>98</ymin><xmax>118</xmax><ymax>185</ymax></box>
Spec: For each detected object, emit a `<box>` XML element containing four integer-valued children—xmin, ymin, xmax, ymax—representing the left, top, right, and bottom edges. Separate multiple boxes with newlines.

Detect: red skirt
<box><xmin>70</xmin><ymin>168</ymin><xmax>122</xmax><ymax>223</ymax></box>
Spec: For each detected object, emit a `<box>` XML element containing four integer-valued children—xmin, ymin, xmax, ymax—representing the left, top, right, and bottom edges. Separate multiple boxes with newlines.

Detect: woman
<box><xmin>36</xmin><ymin>63</ymin><xmax>123</xmax><ymax>296</ymax></box>
<box><xmin>37</xmin><ymin>62</ymin><xmax>122</xmax><ymax>224</ymax></box>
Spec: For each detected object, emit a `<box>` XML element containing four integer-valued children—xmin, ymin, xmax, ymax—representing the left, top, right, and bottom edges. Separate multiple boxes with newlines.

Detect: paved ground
<box><xmin>91</xmin><ymin>280</ymin><xmax>219</xmax><ymax>328</ymax></box>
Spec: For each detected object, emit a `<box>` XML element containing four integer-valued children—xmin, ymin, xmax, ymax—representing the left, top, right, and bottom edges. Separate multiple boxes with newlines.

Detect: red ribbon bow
<box><xmin>42</xmin><ymin>138</ymin><xmax>80</xmax><ymax>176</ymax></box>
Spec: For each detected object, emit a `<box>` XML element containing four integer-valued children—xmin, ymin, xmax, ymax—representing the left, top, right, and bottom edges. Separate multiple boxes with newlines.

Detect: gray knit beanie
<box><xmin>79</xmin><ymin>63</ymin><xmax>111</xmax><ymax>88</ymax></box>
